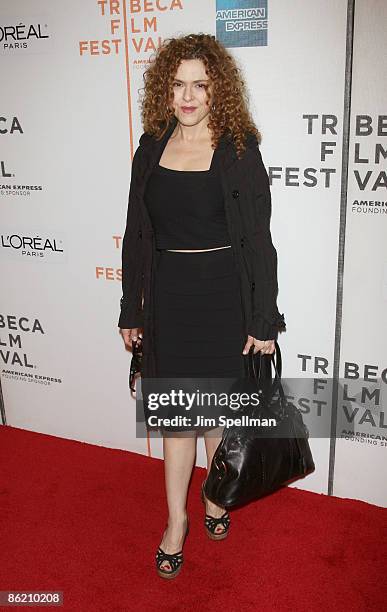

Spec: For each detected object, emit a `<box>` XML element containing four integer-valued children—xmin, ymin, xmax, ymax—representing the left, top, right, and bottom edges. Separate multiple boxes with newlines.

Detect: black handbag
<box><xmin>204</xmin><ymin>341</ymin><xmax>315</xmax><ymax>508</ymax></box>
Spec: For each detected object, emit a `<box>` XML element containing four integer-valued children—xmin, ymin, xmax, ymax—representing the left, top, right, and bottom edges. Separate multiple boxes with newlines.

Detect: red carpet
<box><xmin>0</xmin><ymin>425</ymin><xmax>386</xmax><ymax>612</ymax></box>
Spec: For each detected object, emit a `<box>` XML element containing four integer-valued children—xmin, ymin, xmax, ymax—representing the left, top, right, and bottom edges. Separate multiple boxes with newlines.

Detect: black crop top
<box><xmin>144</xmin><ymin>152</ymin><xmax>231</xmax><ymax>250</ymax></box>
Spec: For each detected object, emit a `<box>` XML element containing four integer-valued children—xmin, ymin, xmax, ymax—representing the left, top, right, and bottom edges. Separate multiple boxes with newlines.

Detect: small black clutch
<box><xmin>129</xmin><ymin>337</ymin><xmax>143</xmax><ymax>393</ymax></box>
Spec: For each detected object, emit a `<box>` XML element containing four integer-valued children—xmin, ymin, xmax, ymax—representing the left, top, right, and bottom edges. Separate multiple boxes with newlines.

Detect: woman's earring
<box><xmin>211</xmin><ymin>103</ymin><xmax>216</xmax><ymax>112</ymax></box>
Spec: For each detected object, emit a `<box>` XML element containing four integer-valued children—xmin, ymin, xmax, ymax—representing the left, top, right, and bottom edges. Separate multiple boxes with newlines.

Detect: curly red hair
<box><xmin>139</xmin><ymin>33</ymin><xmax>261</xmax><ymax>159</ymax></box>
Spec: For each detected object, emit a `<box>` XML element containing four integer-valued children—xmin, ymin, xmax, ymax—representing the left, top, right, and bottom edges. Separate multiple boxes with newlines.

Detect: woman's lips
<box><xmin>181</xmin><ymin>107</ymin><xmax>197</xmax><ymax>113</ymax></box>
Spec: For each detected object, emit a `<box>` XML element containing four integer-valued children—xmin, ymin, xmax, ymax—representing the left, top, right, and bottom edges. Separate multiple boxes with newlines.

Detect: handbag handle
<box><xmin>244</xmin><ymin>341</ymin><xmax>281</xmax><ymax>379</ymax></box>
<box><xmin>248</xmin><ymin>341</ymin><xmax>287</xmax><ymax>406</ymax></box>
<box><xmin>249</xmin><ymin>340</ymin><xmax>281</xmax><ymax>380</ymax></box>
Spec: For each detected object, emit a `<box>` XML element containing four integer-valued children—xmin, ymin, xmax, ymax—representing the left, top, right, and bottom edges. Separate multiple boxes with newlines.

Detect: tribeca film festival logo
<box><xmin>216</xmin><ymin>0</ymin><xmax>268</xmax><ymax>48</ymax></box>
<box><xmin>95</xmin><ymin>234</ymin><xmax>125</xmax><ymax>286</ymax></box>
<box><xmin>0</xmin><ymin>314</ymin><xmax>62</xmax><ymax>387</ymax></box>
<box><xmin>266</xmin><ymin>113</ymin><xmax>386</xmax><ymax>215</ymax></box>
<box><xmin>350</xmin><ymin>115</ymin><xmax>387</xmax><ymax>216</ymax></box>
<box><xmin>0</xmin><ymin>230</ymin><xmax>66</xmax><ymax>262</ymax></box>
<box><xmin>268</xmin><ymin>114</ymin><xmax>341</xmax><ymax>190</ymax></box>
<box><xmin>299</xmin><ymin>353</ymin><xmax>387</xmax><ymax>448</ymax></box>
<box><xmin>79</xmin><ymin>0</ymin><xmax>184</xmax><ymax>59</ymax></box>
<box><xmin>0</xmin><ymin>18</ymin><xmax>52</xmax><ymax>54</ymax></box>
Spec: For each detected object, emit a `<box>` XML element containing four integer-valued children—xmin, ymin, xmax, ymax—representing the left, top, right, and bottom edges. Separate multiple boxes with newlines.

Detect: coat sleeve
<box><xmin>118</xmin><ymin>145</ymin><xmax>144</xmax><ymax>329</ymax></box>
<box><xmin>247</xmin><ymin>144</ymin><xmax>286</xmax><ymax>341</ymax></box>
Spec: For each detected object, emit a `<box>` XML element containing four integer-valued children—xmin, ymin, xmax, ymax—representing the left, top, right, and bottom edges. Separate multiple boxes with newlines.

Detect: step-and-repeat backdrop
<box><xmin>1</xmin><ymin>0</ymin><xmax>386</xmax><ymax>507</ymax></box>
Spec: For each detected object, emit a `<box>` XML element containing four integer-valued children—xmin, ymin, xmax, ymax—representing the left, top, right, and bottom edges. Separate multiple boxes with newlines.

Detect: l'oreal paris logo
<box><xmin>1</xmin><ymin>232</ymin><xmax>66</xmax><ymax>262</ymax></box>
<box><xmin>0</xmin><ymin>22</ymin><xmax>49</xmax><ymax>42</ymax></box>
<box><xmin>0</xmin><ymin>19</ymin><xmax>52</xmax><ymax>54</ymax></box>
<box><xmin>2</xmin><ymin>233</ymin><xmax>63</xmax><ymax>252</ymax></box>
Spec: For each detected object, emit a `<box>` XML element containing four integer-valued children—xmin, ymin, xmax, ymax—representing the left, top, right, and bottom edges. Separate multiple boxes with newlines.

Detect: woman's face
<box><xmin>170</xmin><ymin>58</ymin><xmax>213</xmax><ymax>128</ymax></box>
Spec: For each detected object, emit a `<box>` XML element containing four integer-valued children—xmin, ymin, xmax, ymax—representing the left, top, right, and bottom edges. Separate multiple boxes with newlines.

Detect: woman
<box><xmin>118</xmin><ymin>33</ymin><xmax>286</xmax><ymax>579</ymax></box>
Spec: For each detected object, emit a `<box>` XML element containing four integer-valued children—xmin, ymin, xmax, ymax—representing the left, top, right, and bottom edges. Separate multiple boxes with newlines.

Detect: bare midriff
<box><xmin>165</xmin><ymin>245</ymin><xmax>232</xmax><ymax>253</ymax></box>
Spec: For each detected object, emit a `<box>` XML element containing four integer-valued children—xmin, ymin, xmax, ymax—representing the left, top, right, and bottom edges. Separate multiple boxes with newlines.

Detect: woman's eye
<box><xmin>172</xmin><ymin>83</ymin><xmax>205</xmax><ymax>88</ymax></box>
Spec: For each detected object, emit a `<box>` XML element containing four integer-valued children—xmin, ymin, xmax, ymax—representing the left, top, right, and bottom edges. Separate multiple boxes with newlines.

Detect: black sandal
<box><xmin>156</xmin><ymin>517</ymin><xmax>189</xmax><ymax>579</ymax></box>
<box><xmin>201</xmin><ymin>481</ymin><xmax>231</xmax><ymax>540</ymax></box>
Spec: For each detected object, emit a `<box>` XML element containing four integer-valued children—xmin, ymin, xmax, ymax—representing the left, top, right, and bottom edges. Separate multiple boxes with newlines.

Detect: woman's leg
<box><xmin>158</xmin><ymin>433</ymin><xmax>197</xmax><ymax>571</ymax></box>
<box><xmin>203</xmin><ymin>428</ymin><xmax>228</xmax><ymax>534</ymax></box>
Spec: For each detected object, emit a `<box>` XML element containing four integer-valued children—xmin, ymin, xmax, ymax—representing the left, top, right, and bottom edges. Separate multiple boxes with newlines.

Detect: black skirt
<box><xmin>154</xmin><ymin>246</ymin><xmax>245</xmax><ymax>377</ymax></box>
<box><xmin>142</xmin><ymin>246</ymin><xmax>246</xmax><ymax>434</ymax></box>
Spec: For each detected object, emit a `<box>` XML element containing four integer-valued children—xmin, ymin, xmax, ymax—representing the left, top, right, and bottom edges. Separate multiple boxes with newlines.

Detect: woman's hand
<box><xmin>120</xmin><ymin>327</ymin><xmax>143</xmax><ymax>350</ymax></box>
<box><xmin>242</xmin><ymin>336</ymin><xmax>275</xmax><ymax>355</ymax></box>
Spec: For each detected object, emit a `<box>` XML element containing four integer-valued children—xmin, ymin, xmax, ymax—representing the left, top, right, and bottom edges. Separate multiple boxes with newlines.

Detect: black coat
<box><xmin>118</xmin><ymin>116</ymin><xmax>286</xmax><ymax>379</ymax></box>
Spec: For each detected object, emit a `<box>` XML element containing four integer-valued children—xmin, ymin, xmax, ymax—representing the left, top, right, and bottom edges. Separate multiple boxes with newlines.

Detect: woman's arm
<box><xmin>118</xmin><ymin>146</ymin><xmax>145</xmax><ymax>329</ymax></box>
<box><xmin>247</xmin><ymin>144</ymin><xmax>286</xmax><ymax>341</ymax></box>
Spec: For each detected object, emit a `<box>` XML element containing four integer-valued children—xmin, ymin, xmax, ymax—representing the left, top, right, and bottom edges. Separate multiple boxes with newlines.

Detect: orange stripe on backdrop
<box><xmin>122</xmin><ymin>0</ymin><xmax>152</xmax><ymax>457</ymax></box>
<box><xmin>121</xmin><ymin>0</ymin><xmax>134</xmax><ymax>160</ymax></box>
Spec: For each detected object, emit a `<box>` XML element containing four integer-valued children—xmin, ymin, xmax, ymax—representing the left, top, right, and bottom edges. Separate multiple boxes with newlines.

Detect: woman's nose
<box><xmin>183</xmin><ymin>87</ymin><xmax>194</xmax><ymax>101</ymax></box>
